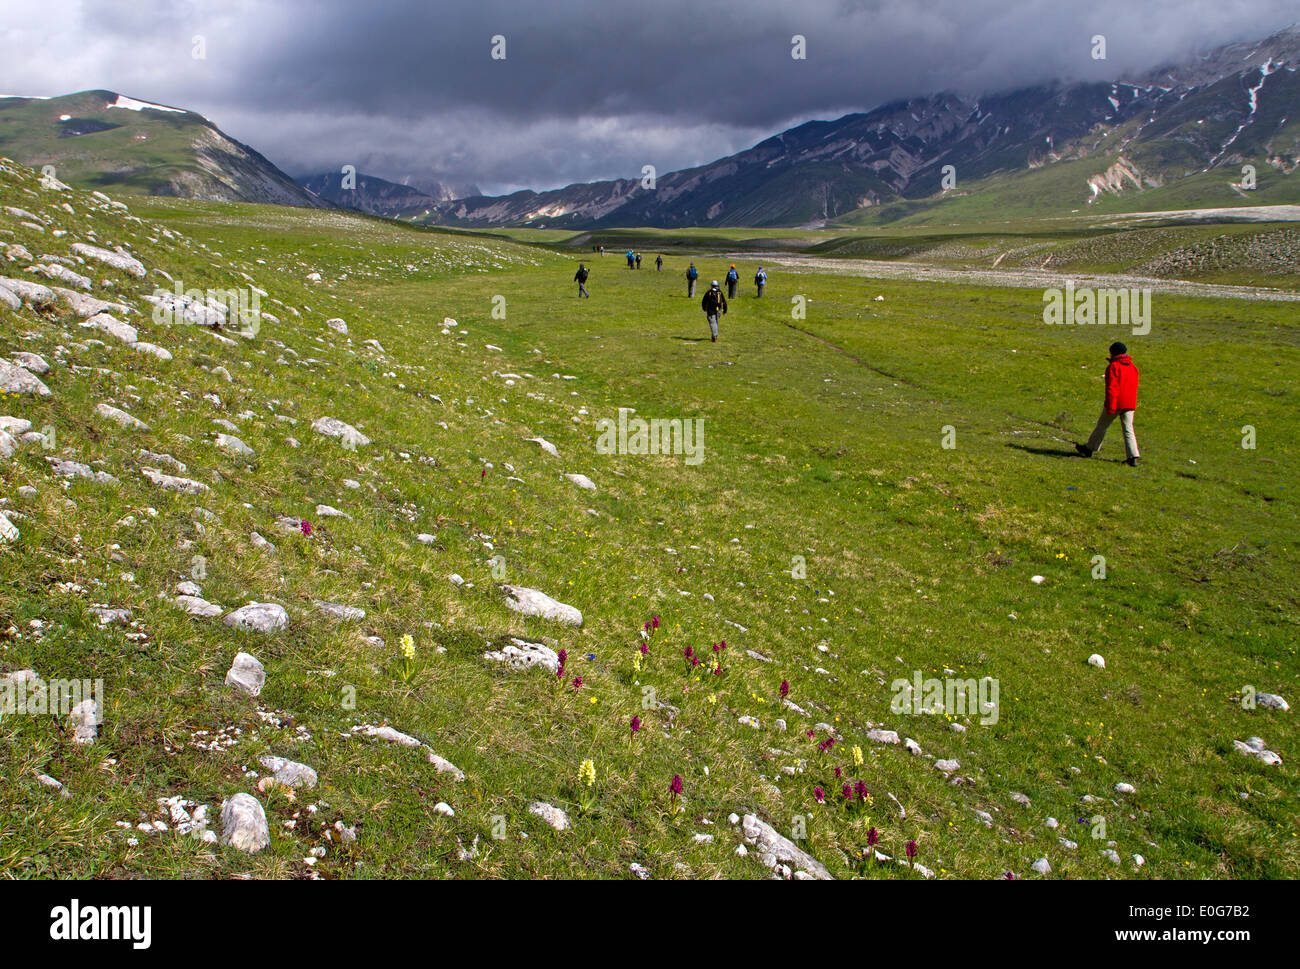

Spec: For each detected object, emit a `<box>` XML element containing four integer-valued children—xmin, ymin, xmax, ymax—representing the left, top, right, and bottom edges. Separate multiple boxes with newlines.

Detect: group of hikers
<box><xmin>574</xmin><ymin>257</ymin><xmax>1141</xmax><ymax>465</ymax></box>
<box><xmin>573</xmin><ymin>255</ymin><xmax>769</xmax><ymax>344</ymax></box>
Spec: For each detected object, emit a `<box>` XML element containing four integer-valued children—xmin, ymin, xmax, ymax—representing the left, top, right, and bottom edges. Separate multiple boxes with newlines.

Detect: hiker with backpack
<box><xmin>655</xmin><ymin>255</ymin><xmax>663</xmax><ymax>271</ymax></box>
<box><xmin>701</xmin><ymin>280</ymin><xmax>727</xmax><ymax>342</ymax></box>
<box><xmin>686</xmin><ymin>262</ymin><xmax>699</xmax><ymax>297</ymax></box>
<box><xmin>626</xmin><ymin>250</ymin><xmax>635</xmax><ymax>269</ymax></box>
<box><xmin>635</xmin><ymin>253</ymin><xmax>642</xmax><ymax>269</ymax></box>
<box><xmin>726</xmin><ymin>264</ymin><xmax>739</xmax><ymax>298</ymax></box>
<box><xmin>574</xmin><ymin>262</ymin><xmax>590</xmax><ymax>298</ymax></box>
<box><xmin>1076</xmin><ymin>342</ymin><xmax>1140</xmax><ymax>466</ymax></box>
<box><xmin>754</xmin><ymin>266</ymin><xmax>768</xmax><ymax>297</ymax></box>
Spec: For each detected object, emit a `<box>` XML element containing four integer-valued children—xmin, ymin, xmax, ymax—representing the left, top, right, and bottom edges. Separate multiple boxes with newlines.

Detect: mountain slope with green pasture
<box><xmin>1</xmin><ymin>159</ymin><xmax>1296</xmax><ymax>879</ymax></box>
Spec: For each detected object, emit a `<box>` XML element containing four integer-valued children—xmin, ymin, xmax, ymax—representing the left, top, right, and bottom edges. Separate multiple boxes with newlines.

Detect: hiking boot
<box><xmin>1074</xmin><ymin>443</ymin><xmax>1092</xmax><ymax>458</ymax></box>
<box><xmin>1125</xmin><ymin>457</ymin><xmax>1139</xmax><ymax>467</ymax></box>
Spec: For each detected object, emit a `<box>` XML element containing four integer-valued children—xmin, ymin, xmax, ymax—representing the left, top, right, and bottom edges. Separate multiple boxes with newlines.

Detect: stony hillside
<box><xmin>2</xmin><ymin>158</ymin><xmax>1294</xmax><ymax>880</ymax></box>
<box><xmin>0</xmin><ymin>91</ymin><xmax>323</xmax><ymax>208</ymax></box>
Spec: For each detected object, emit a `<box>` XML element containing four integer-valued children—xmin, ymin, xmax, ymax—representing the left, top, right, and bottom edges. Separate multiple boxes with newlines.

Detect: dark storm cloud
<box><xmin>3</xmin><ymin>0</ymin><xmax>1297</xmax><ymax>194</ymax></box>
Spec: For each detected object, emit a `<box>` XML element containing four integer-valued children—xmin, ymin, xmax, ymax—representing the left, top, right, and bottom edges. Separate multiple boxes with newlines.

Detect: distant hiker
<box><xmin>599</xmin><ymin>245</ymin><xmax>605</xmax><ymax>256</ymax></box>
<box><xmin>574</xmin><ymin>262</ymin><xmax>590</xmax><ymax>298</ymax></box>
<box><xmin>1076</xmin><ymin>342</ymin><xmax>1140</xmax><ymax>466</ymax></box>
<box><xmin>686</xmin><ymin>262</ymin><xmax>699</xmax><ymax>297</ymax></box>
<box><xmin>636</xmin><ymin>253</ymin><xmax>642</xmax><ymax>269</ymax></box>
<box><xmin>726</xmin><ymin>264</ymin><xmax>739</xmax><ymax>298</ymax></box>
<box><xmin>702</xmin><ymin>280</ymin><xmax>727</xmax><ymax>342</ymax></box>
<box><xmin>626</xmin><ymin>249</ymin><xmax>636</xmax><ymax>269</ymax></box>
<box><xmin>754</xmin><ymin>266</ymin><xmax>768</xmax><ymax>297</ymax></box>
<box><xmin>655</xmin><ymin>254</ymin><xmax>663</xmax><ymax>271</ymax></box>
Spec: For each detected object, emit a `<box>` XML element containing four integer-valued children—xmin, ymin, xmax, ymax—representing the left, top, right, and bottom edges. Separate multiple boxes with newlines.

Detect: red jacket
<box><xmin>1104</xmin><ymin>355</ymin><xmax>1139</xmax><ymax>413</ymax></box>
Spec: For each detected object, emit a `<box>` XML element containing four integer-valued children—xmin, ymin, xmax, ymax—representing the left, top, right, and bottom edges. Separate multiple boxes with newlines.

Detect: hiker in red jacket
<box><xmin>1076</xmin><ymin>342</ymin><xmax>1140</xmax><ymax>466</ymax></box>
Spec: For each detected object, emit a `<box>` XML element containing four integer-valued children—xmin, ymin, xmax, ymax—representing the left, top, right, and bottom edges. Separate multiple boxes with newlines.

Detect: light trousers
<box><xmin>1087</xmin><ymin>408</ymin><xmax>1139</xmax><ymax>459</ymax></box>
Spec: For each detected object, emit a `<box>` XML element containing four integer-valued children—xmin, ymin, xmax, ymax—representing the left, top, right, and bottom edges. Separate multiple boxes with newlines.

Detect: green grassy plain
<box><xmin>1</xmin><ymin>172</ymin><xmax>1296</xmax><ymax>879</ymax></box>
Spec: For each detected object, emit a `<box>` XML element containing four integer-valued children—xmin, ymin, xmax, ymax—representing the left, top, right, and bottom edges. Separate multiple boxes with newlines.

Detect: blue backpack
<box><xmin>687</xmin><ymin>266</ymin><xmax>699</xmax><ymax>279</ymax></box>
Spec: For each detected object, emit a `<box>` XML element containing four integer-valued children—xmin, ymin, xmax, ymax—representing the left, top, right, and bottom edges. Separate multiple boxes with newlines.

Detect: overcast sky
<box><xmin>2</xmin><ymin>0</ymin><xmax>1297</xmax><ymax>195</ymax></box>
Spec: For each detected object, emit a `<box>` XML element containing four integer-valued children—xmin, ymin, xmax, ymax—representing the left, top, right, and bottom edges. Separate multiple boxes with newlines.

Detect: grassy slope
<box><xmin>1</xmin><ymin>167</ymin><xmax>1296</xmax><ymax>880</ymax></box>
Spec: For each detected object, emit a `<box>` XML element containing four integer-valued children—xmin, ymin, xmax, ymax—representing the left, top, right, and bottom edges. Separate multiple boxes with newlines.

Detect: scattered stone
<box><xmin>219</xmin><ymin>793</ymin><xmax>270</xmax><ymax>853</ymax></box>
<box><xmin>258</xmin><ymin>755</ymin><xmax>318</xmax><ymax>789</ymax></box>
<box><xmin>934</xmin><ymin>759</ymin><xmax>960</xmax><ymax>774</ymax></box>
<box><xmin>502</xmin><ymin>585</ymin><xmax>582</xmax><ymax>626</ymax></box>
<box><xmin>312</xmin><ymin>416</ymin><xmax>370</xmax><ymax>447</ymax></box>
<box><xmin>132</xmin><ymin>342</ymin><xmax>172</xmax><ymax>361</ymax></box>
<box><xmin>527</xmin><ymin>436</ymin><xmax>559</xmax><ymax>458</ymax></box>
<box><xmin>175</xmin><ymin>595</ymin><xmax>222</xmax><ymax>618</ymax></box>
<box><xmin>529</xmin><ymin>802</ymin><xmax>571</xmax><ymax>831</ymax></box>
<box><xmin>47</xmin><ymin>457</ymin><xmax>117</xmax><ymax>484</ymax></box>
<box><xmin>10</xmin><ymin>352</ymin><xmax>49</xmax><ymax>374</ymax></box>
<box><xmin>1256</xmin><ymin>692</ymin><xmax>1289</xmax><ymax>712</ymax></box>
<box><xmin>83</xmin><ymin>313</ymin><xmax>137</xmax><ymax>345</ymax></box>
<box><xmin>35</xmin><ymin>773</ymin><xmax>71</xmax><ymax>798</ymax></box>
<box><xmin>433</xmin><ymin>802</ymin><xmax>455</xmax><ymax>817</ymax></box>
<box><xmin>325</xmin><ymin>318</ymin><xmax>348</xmax><ymax>334</ymax></box>
<box><xmin>70</xmin><ymin>242</ymin><xmax>146</xmax><ymax>278</ymax></box>
<box><xmin>1234</xmin><ymin>737</ymin><xmax>1282</xmax><ymax>766</ymax></box>
<box><xmin>1114</xmin><ymin>782</ymin><xmax>1136</xmax><ymax>795</ymax></box>
<box><xmin>483</xmin><ymin>638</ymin><xmax>561</xmax><ymax>674</ymax></box>
<box><xmin>96</xmin><ymin>402</ymin><xmax>149</xmax><ymax>431</ymax></box>
<box><xmin>224</xmin><ymin>603</ymin><xmax>288</xmax><ymax>635</ymax></box>
<box><xmin>224</xmin><ymin>651</ymin><xmax>266</xmax><ymax>696</ymax></box>
<box><xmin>215</xmin><ymin>433</ymin><xmax>254</xmax><ymax>456</ymax></box>
<box><xmin>740</xmin><ymin>813</ymin><xmax>833</xmax><ymax>880</ymax></box>
<box><xmin>69</xmin><ymin>698</ymin><xmax>99</xmax><ymax>744</ymax></box>
<box><xmin>1031</xmin><ymin>858</ymin><xmax>1052</xmax><ymax>875</ymax></box>
<box><xmin>1087</xmin><ymin>654</ymin><xmax>1105</xmax><ymax>669</ymax></box>
<box><xmin>866</xmin><ymin>729</ymin><xmax>899</xmax><ymax>745</ymax></box>
<box><xmin>0</xmin><ymin>358</ymin><xmax>52</xmax><ymax>396</ymax></box>
<box><xmin>565</xmin><ymin>472</ymin><xmax>596</xmax><ymax>491</ymax></box>
<box><xmin>315</xmin><ymin>601</ymin><xmax>365</xmax><ymax>622</ymax></box>
<box><xmin>141</xmin><ymin>468</ymin><xmax>208</xmax><ymax>494</ymax></box>
<box><xmin>353</xmin><ymin>725</ymin><xmax>465</xmax><ymax>780</ymax></box>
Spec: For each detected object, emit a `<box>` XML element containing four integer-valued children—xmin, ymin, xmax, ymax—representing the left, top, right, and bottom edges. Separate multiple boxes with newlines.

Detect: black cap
<box><xmin>1109</xmin><ymin>342</ymin><xmax>1127</xmax><ymax>357</ymax></box>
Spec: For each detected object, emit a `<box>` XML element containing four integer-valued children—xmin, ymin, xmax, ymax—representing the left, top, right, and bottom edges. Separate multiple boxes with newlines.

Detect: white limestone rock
<box><xmin>219</xmin><ymin>793</ymin><xmax>270</xmax><ymax>853</ymax></box>
<box><xmin>258</xmin><ymin>755</ymin><xmax>318</xmax><ymax>789</ymax></box>
<box><xmin>215</xmin><ymin>433</ymin><xmax>254</xmax><ymax>456</ymax></box>
<box><xmin>96</xmin><ymin>403</ymin><xmax>149</xmax><ymax>431</ymax></box>
<box><xmin>141</xmin><ymin>468</ymin><xmax>208</xmax><ymax>494</ymax></box>
<box><xmin>529</xmin><ymin>801</ymin><xmax>571</xmax><ymax>831</ymax></box>
<box><xmin>224</xmin><ymin>604</ymin><xmax>288</xmax><ymax>636</ymax></box>
<box><xmin>312</xmin><ymin>416</ymin><xmax>370</xmax><ymax>448</ymax></box>
<box><xmin>0</xmin><ymin>358</ymin><xmax>51</xmax><ymax>396</ymax></box>
<box><xmin>502</xmin><ymin>585</ymin><xmax>582</xmax><ymax>626</ymax></box>
<box><xmin>315</xmin><ymin>601</ymin><xmax>365</xmax><ymax>621</ymax></box>
<box><xmin>132</xmin><ymin>342</ymin><xmax>172</xmax><ymax>361</ymax></box>
<box><xmin>527</xmin><ymin>436</ymin><xmax>559</xmax><ymax>458</ymax></box>
<box><xmin>174</xmin><ymin>594</ymin><xmax>222</xmax><ymax>618</ymax></box>
<box><xmin>10</xmin><ymin>352</ymin><xmax>49</xmax><ymax>374</ymax></box>
<box><xmin>70</xmin><ymin>242</ymin><xmax>146</xmax><ymax>278</ymax></box>
<box><xmin>740</xmin><ymin>813</ymin><xmax>833</xmax><ymax>880</ymax></box>
<box><xmin>483</xmin><ymin>638</ymin><xmax>561</xmax><ymax>674</ymax></box>
<box><xmin>69</xmin><ymin>698</ymin><xmax>99</xmax><ymax>744</ymax></box>
<box><xmin>224</xmin><ymin>651</ymin><xmax>266</xmax><ymax>696</ymax></box>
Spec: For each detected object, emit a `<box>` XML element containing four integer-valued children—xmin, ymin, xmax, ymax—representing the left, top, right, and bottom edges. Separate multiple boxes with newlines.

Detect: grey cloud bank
<box><xmin>3</xmin><ymin>0</ymin><xmax>1297</xmax><ymax>194</ymax></box>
